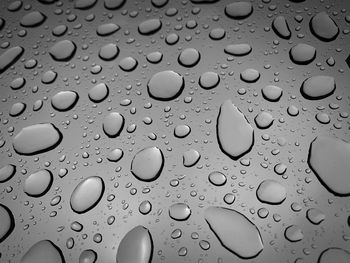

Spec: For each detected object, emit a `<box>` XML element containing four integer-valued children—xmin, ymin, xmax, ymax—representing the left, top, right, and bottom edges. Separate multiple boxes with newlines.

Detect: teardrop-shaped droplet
<box><xmin>204</xmin><ymin>206</ymin><xmax>263</xmax><ymax>259</ymax></box>
<box><xmin>217</xmin><ymin>100</ymin><xmax>254</xmax><ymax>160</ymax></box>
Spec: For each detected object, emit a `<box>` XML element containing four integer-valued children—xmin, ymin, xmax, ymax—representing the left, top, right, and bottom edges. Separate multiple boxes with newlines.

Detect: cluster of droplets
<box><xmin>0</xmin><ymin>0</ymin><xmax>349</xmax><ymax>263</ymax></box>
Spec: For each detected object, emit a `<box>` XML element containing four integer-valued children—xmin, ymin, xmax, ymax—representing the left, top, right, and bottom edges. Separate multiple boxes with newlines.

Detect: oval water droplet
<box><xmin>131</xmin><ymin>146</ymin><xmax>164</xmax><ymax>182</ymax></box>
<box><xmin>70</xmin><ymin>176</ymin><xmax>105</xmax><ymax>214</ymax></box>
<box><xmin>13</xmin><ymin>123</ymin><xmax>62</xmax><ymax>155</ymax></box>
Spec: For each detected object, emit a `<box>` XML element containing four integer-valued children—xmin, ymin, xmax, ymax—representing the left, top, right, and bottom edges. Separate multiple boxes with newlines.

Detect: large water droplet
<box><xmin>217</xmin><ymin>100</ymin><xmax>254</xmax><ymax>160</ymax></box>
<box><xmin>256</xmin><ymin>179</ymin><xmax>286</xmax><ymax>205</ymax></box>
<box><xmin>204</xmin><ymin>206</ymin><xmax>263</xmax><ymax>259</ymax></box>
<box><xmin>169</xmin><ymin>203</ymin><xmax>191</xmax><ymax>221</ymax></box>
<box><xmin>225</xmin><ymin>2</ymin><xmax>253</xmax><ymax>19</ymax></box>
<box><xmin>70</xmin><ymin>176</ymin><xmax>105</xmax><ymax>213</ymax></box>
<box><xmin>147</xmin><ymin>70</ymin><xmax>184</xmax><ymax>101</ymax></box>
<box><xmin>20</xmin><ymin>240</ymin><xmax>65</xmax><ymax>263</ymax></box>
<box><xmin>310</xmin><ymin>12</ymin><xmax>339</xmax><ymax>41</ymax></box>
<box><xmin>308</xmin><ymin>136</ymin><xmax>350</xmax><ymax>196</ymax></box>
<box><xmin>300</xmin><ymin>75</ymin><xmax>335</xmax><ymax>100</ymax></box>
<box><xmin>131</xmin><ymin>146</ymin><xmax>164</xmax><ymax>182</ymax></box>
<box><xmin>24</xmin><ymin>169</ymin><xmax>53</xmax><ymax>197</ymax></box>
<box><xmin>13</xmin><ymin>123</ymin><xmax>62</xmax><ymax>155</ymax></box>
<box><xmin>0</xmin><ymin>204</ymin><xmax>14</xmax><ymax>243</ymax></box>
<box><xmin>51</xmin><ymin>91</ymin><xmax>79</xmax><ymax>111</ymax></box>
<box><xmin>102</xmin><ymin>112</ymin><xmax>124</xmax><ymax>138</ymax></box>
<box><xmin>49</xmin><ymin>40</ymin><xmax>76</xmax><ymax>61</ymax></box>
<box><xmin>116</xmin><ymin>226</ymin><xmax>153</xmax><ymax>263</ymax></box>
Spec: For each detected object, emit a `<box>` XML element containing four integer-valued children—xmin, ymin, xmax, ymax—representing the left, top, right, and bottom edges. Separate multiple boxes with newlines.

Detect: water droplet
<box><xmin>289</xmin><ymin>43</ymin><xmax>316</xmax><ymax>65</ymax></box>
<box><xmin>224</xmin><ymin>44</ymin><xmax>252</xmax><ymax>56</ymax></box>
<box><xmin>308</xmin><ymin>136</ymin><xmax>350</xmax><ymax>196</ymax></box>
<box><xmin>24</xmin><ymin>169</ymin><xmax>53</xmax><ymax>197</ymax></box>
<box><xmin>0</xmin><ymin>46</ymin><xmax>24</xmax><ymax>73</ymax></box>
<box><xmin>138</xmin><ymin>18</ymin><xmax>162</xmax><ymax>35</ymax></box>
<box><xmin>148</xmin><ymin>70</ymin><xmax>184</xmax><ymax>101</ymax></box>
<box><xmin>217</xmin><ymin>100</ymin><xmax>254</xmax><ymax>160</ymax></box>
<box><xmin>178</xmin><ymin>48</ymin><xmax>200</xmax><ymax>67</ymax></box>
<box><xmin>88</xmin><ymin>83</ymin><xmax>109</xmax><ymax>103</ymax></box>
<box><xmin>20</xmin><ymin>240</ymin><xmax>65</xmax><ymax>263</ymax></box>
<box><xmin>169</xmin><ymin>203</ymin><xmax>191</xmax><ymax>221</ymax></box>
<box><xmin>102</xmin><ymin>112</ymin><xmax>124</xmax><ymax>138</ymax></box>
<box><xmin>284</xmin><ymin>225</ymin><xmax>303</xmax><ymax>242</ymax></box>
<box><xmin>70</xmin><ymin>176</ymin><xmax>105</xmax><ymax>213</ymax></box>
<box><xmin>208</xmin><ymin>171</ymin><xmax>227</xmax><ymax>186</ymax></box>
<box><xmin>79</xmin><ymin>249</ymin><xmax>97</xmax><ymax>263</ymax></box>
<box><xmin>0</xmin><ymin>204</ymin><xmax>14</xmax><ymax>243</ymax></box>
<box><xmin>116</xmin><ymin>226</ymin><xmax>153</xmax><ymax>263</ymax></box>
<box><xmin>20</xmin><ymin>11</ymin><xmax>46</xmax><ymax>27</ymax></box>
<box><xmin>13</xmin><ymin>123</ymin><xmax>62</xmax><ymax>155</ymax></box>
<box><xmin>272</xmin><ymin>16</ymin><xmax>291</xmax><ymax>39</ymax></box>
<box><xmin>256</xmin><ymin>179</ymin><xmax>286</xmax><ymax>205</ymax></box>
<box><xmin>0</xmin><ymin>164</ymin><xmax>16</xmax><ymax>183</ymax></box>
<box><xmin>204</xmin><ymin>206</ymin><xmax>263</xmax><ymax>259</ymax></box>
<box><xmin>51</xmin><ymin>91</ymin><xmax>79</xmax><ymax>111</ymax></box>
<box><xmin>261</xmin><ymin>85</ymin><xmax>283</xmax><ymax>102</ymax></box>
<box><xmin>131</xmin><ymin>147</ymin><xmax>164</xmax><ymax>182</ymax></box>
<box><xmin>49</xmin><ymin>40</ymin><xmax>76</xmax><ymax>61</ymax></box>
<box><xmin>310</xmin><ymin>12</ymin><xmax>339</xmax><ymax>41</ymax></box>
<box><xmin>199</xmin><ymin>71</ymin><xmax>220</xmax><ymax>89</ymax></box>
<box><xmin>225</xmin><ymin>2</ymin><xmax>253</xmax><ymax>19</ymax></box>
<box><xmin>300</xmin><ymin>75</ymin><xmax>335</xmax><ymax>100</ymax></box>
<box><xmin>318</xmin><ymin>248</ymin><xmax>350</xmax><ymax>263</ymax></box>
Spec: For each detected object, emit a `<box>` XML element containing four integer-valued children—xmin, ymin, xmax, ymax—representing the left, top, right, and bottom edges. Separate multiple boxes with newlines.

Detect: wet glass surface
<box><xmin>0</xmin><ymin>0</ymin><xmax>350</xmax><ymax>262</ymax></box>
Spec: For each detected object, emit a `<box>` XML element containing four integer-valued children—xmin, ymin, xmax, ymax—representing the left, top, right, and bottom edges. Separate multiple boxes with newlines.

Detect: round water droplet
<box><xmin>289</xmin><ymin>43</ymin><xmax>316</xmax><ymax>65</ymax></box>
<box><xmin>79</xmin><ymin>249</ymin><xmax>97</xmax><ymax>263</ymax></box>
<box><xmin>51</xmin><ymin>91</ymin><xmax>78</xmax><ymax>111</ymax></box>
<box><xmin>261</xmin><ymin>85</ymin><xmax>283</xmax><ymax>102</ymax></box>
<box><xmin>240</xmin><ymin>68</ymin><xmax>260</xmax><ymax>83</ymax></box>
<box><xmin>148</xmin><ymin>70</ymin><xmax>184</xmax><ymax>101</ymax></box>
<box><xmin>256</xmin><ymin>179</ymin><xmax>286</xmax><ymax>205</ymax></box>
<box><xmin>131</xmin><ymin>146</ymin><xmax>164</xmax><ymax>182</ymax></box>
<box><xmin>199</xmin><ymin>72</ymin><xmax>220</xmax><ymax>89</ymax></box>
<box><xmin>284</xmin><ymin>225</ymin><xmax>303</xmax><ymax>242</ymax></box>
<box><xmin>88</xmin><ymin>83</ymin><xmax>109</xmax><ymax>103</ymax></box>
<box><xmin>254</xmin><ymin>111</ymin><xmax>274</xmax><ymax>129</ymax></box>
<box><xmin>49</xmin><ymin>40</ymin><xmax>76</xmax><ymax>61</ymax></box>
<box><xmin>178</xmin><ymin>48</ymin><xmax>200</xmax><ymax>67</ymax></box>
<box><xmin>24</xmin><ymin>169</ymin><xmax>53</xmax><ymax>197</ymax></box>
<box><xmin>169</xmin><ymin>203</ymin><xmax>191</xmax><ymax>221</ymax></box>
<box><xmin>208</xmin><ymin>171</ymin><xmax>227</xmax><ymax>186</ymax></box>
